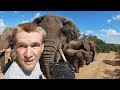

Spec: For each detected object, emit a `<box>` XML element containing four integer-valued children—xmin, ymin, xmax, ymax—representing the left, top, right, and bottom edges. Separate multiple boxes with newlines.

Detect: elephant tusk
<box><xmin>59</xmin><ymin>49</ymin><xmax>67</xmax><ymax>62</ymax></box>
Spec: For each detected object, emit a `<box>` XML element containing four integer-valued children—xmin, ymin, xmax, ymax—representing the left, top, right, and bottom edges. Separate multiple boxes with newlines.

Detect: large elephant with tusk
<box><xmin>32</xmin><ymin>14</ymin><xmax>80</xmax><ymax>79</ymax></box>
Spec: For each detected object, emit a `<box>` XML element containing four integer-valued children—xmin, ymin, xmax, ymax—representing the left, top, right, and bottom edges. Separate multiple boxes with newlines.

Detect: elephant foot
<box><xmin>91</xmin><ymin>59</ymin><xmax>95</xmax><ymax>62</ymax></box>
<box><xmin>75</xmin><ymin>68</ymin><xmax>79</xmax><ymax>73</ymax></box>
<box><xmin>75</xmin><ymin>69</ymin><xmax>79</xmax><ymax>73</ymax></box>
<box><xmin>83</xmin><ymin>61</ymin><xmax>86</xmax><ymax>65</ymax></box>
<box><xmin>81</xmin><ymin>65</ymin><xmax>83</xmax><ymax>67</ymax></box>
<box><xmin>90</xmin><ymin>59</ymin><xmax>95</xmax><ymax>62</ymax></box>
<box><xmin>80</xmin><ymin>64</ymin><xmax>83</xmax><ymax>68</ymax></box>
<box><xmin>86</xmin><ymin>62</ymin><xmax>90</xmax><ymax>65</ymax></box>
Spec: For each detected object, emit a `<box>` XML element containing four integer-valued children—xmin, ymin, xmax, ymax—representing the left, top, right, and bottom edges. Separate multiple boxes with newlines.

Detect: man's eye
<box><xmin>32</xmin><ymin>43</ymin><xmax>40</xmax><ymax>47</ymax></box>
<box><xmin>19</xmin><ymin>45</ymin><xmax>25</xmax><ymax>48</ymax></box>
<box><xmin>32</xmin><ymin>44</ymin><xmax>40</xmax><ymax>47</ymax></box>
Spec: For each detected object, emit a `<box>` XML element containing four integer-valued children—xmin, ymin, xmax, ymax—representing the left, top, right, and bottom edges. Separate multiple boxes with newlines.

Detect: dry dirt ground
<box><xmin>75</xmin><ymin>51</ymin><xmax>120</xmax><ymax>79</ymax></box>
<box><xmin>0</xmin><ymin>51</ymin><xmax>120</xmax><ymax>79</ymax></box>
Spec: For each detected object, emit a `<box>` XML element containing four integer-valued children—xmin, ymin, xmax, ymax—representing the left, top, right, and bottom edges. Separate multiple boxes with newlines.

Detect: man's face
<box><xmin>15</xmin><ymin>31</ymin><xmax>44</xmax><ymax>72</ymax></box>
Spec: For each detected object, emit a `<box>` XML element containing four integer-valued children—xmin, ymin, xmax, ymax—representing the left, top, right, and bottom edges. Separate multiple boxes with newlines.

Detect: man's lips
<box><xmin>25</xmin><ymin>60</ymin><xmax>34</xmax><ymax>65</ymax></box>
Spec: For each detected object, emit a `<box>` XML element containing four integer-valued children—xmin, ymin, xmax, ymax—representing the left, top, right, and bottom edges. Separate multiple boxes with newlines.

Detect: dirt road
<box><xmin>75</xmin><ymin>51</ymin><xmax>120</xmax><ymax>79</ymax></box>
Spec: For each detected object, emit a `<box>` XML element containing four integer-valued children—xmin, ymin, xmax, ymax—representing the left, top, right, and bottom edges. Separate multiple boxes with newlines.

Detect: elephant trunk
<box><xmin>42</xmin><ymin>35</ymin><xmax>58</xmax><ymax>79</ymax></box>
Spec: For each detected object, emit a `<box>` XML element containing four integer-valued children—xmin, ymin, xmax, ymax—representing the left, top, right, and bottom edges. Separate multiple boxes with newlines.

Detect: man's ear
<box><xmin>41</xmin><ymin>44</ymin><xmax>44</xmax><ymax>52</ymax></box>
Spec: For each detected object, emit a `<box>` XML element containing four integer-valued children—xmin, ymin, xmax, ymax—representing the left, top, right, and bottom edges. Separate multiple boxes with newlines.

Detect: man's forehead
<box><xmin>16</xmin><ymin>32</ymin><xmax>41</xmax><ymax>42</ymax></box>
<box><xmin>16</xmin><ymin>41</ymin><xmax>41</xmax><ymax>45</ymax></box>
<box><xmin>16</xmin><ymin>31</ymin><xmax>42</xmax><ymax>38</ymax></box>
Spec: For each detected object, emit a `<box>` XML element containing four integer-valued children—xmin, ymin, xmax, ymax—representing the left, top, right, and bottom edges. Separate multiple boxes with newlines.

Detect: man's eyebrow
<box><xmin>16</xmin><ymin>42</ymin><xmax>26</xmax><ymax>45</ymax></box>
<box><xmin>32</xmin><ymin>42</ymin><xmax>41</xmax><ymax>45</ymax></box>
<box><xmin>16</xmin><ymin>42</ymin><xmax>41</xmax><ymax>46</ymax></box>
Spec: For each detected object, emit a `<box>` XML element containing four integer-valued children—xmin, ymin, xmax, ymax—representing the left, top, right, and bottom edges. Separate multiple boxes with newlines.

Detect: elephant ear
<box><xmin>0</xmin><ymin>27</ymin><xmax>14</xmax><ymax>50</ymax></box>
<box><xmin>60</xmin><ymin>19</ymin><xmax>80</xmax><ymax>43</ymax></box>
<box><xmin>88</xmin><ymin>41</ymin><xmax>96</xmax><ymax>52</ymax></box>
<box><xmin>83</xmin><ymin>39</ymin><xmax>90</xmax><ymax>52</ymax></box>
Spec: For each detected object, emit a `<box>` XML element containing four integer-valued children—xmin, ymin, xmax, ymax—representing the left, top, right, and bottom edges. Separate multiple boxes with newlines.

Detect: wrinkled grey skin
<box><xmin>32</xmin><ymin>14</ymin><xmax>80</xmax><ymax>79</ymax></box>
<box><xmin>0</xmin><ymin>27</ymin><xmax>14</xmax><ymax>73</ymax></box>
<box><xmin>63</xmin><ymin>39</ymin><xmax>96</xmax><ymax>63</ymax></box>
<box><xmin>64</xmin><ymin>49</ymin><xmax>90</xmax><ymax>73</ymax></box>
<box><xmin>0</xmin><ymin>27</ymin><xmax>13</xmax><ymax>51</ymax></box>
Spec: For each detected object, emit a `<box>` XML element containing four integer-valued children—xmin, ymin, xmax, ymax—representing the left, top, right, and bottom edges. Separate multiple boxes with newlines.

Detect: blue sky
<box><xmin>0</xmin><ymin>11</ymin><xmax>120</xmax><ymax>44</ymax></box>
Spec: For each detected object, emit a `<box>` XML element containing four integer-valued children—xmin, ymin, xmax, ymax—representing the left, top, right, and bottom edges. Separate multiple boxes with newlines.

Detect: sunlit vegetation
<box><xmin>80</xmin><ymin>34</ymin><xmax>120</xmax><ymax>53</ymax></box>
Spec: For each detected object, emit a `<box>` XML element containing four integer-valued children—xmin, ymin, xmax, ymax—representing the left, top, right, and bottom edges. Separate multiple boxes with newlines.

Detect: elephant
<box><xmin>3</xmin><ymin>48</ymin><xmax>17</xmax><ymax>74</ymax></box>
<box><xmin>64</xmin><ymin>48</ymin><xmax>90</xmax><ymax>73</ymax></box>
<box><xmin>0</xmin><ymin>27</ymin><xmax>14</xmax><ymax>73</ymax></box>
<box><xmin>63</xmin><ymin>39</ymin><xmax>96</xmax><ymax>62</ymax></box>
<box><xmin>32</xmin><ymin>14</ymin><xmax>80</xmax><ymax>79</ymax></box>
<box><xmin>0</xmin><ymin>27</ymin><xmax>14</xmax><ymax>50</ymax></box>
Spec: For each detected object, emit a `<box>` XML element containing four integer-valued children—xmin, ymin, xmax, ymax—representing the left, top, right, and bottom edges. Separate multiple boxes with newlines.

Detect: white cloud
<box><xmin>81</xmin><ymin>30</ymin><xmax>93</xmax><ymax>36</ymax></box>
<box><xmin>79</xmin><ymin>30</ymin><xmax>93</xmax><ymax>39</ymax></box>
<box><xmin>110</xmin><ymin>37</ymin><xmax>120</xmax><ymax>44</ymax></box>
<box><xmin>80</xmin><ymin>30</ymin><xmax>120</xmax><ymax>44</ymax></box>
<box><xmin>0</xmin><ymin>19</ymin><xmax>5</xmax><ymax>27</ymax></box>
<box><xmin>101</xmin><ymin>35</ymin><xmax>120</xmax><ymax>44</ymax></box>
<box><xmin>0</xmin><ymin>19</ymin><xmax>6</xmax><ymax>34</ymax></box>
<box><xmin>30</xmin><ymin>12</ymin><xmax>41</xmax><ymax>21</ymax></box>
<box><xmin>85</xmin><ymin>30</ymin><xmax>93</xmax><ymax>34</ymax></box>
<box><xmin>67</xmin><ymin>17</ymin><xmax>74</xmax><ymax>21</ymax></box>
<box><xmin>107</xmin><ymin>13</ymin><xmax>120</xmax><ymax>23</ymax></box>
<box><xmin>34</xmin><ymin>12</ymin><xmax>40</xmax><ymax>18</ymax></box>
<box><xmin>107</xmin><ymin>19</ymin><xmax>112</xmax><ymax>23</ymax></box>
<box><xmin>112</xmin><ymin>14</ymin><xmax>120</xmax><ymax>20</ymax></box>
<box><xmin>101</xmin><ymin>29</ymin><xmax>120</xmax><ymax>36</ymax></box>
<box><xmin>112</xmin><ymin>16</ymin><xmax>117</xmax><ymax>20</ymax></box>
<box><xmin>13</xmin><ymin>11</ymin><xmax>20</xmax><ymax>14</ymax></box>
<box><xmin>21</xmin><ymin>12</ymin><xmax>41</xmax><ymax>23</ymax></box>
<box><xmin>95</xmin><ymin>33</ymin><xmax>120</xmax><ymax>44</ymax></box>
<box><xmin>21</xmin><ymin>20</ymin><xmax>29</xmax><ymax>24</ymax></box>
<box><xmin>80</xmin><ymin>32</ymin><xmax>84</xmax><ymax>35</ymax></box>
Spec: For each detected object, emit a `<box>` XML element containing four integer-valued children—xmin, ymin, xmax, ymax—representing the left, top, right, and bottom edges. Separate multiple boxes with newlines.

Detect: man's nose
<box><xmin>25</xmin><ymin>46</ymin><xmax>33</xmax><ymax>58</ymax></box>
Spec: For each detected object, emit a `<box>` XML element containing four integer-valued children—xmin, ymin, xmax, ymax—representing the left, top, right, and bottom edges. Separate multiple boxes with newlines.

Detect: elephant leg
<box><xmin>76</xmin><ymin>50</ymin><xmax>84</xmax><ymax>68</ymax></box>
<box><xmin>73</xmin><ymin>58</ymin><xmax>79</xmax><ymax>73</ymax></box>
<box><xmin>82</xmin><ymin>50</ymin><xmax>90</xmax><ymax>65</ymax></box>
<box><xmin>85</xmin><ymin>55</ymin><xmax>90</xmax><ymax>65</ymax></box>
<box><xmin>91</xmin><ymin>51</ymin><xmax>95</xmax><ymax>62</ymax></box>
<box><xmin>89</xmin><ymin>41</ymin><xmax>96</xmax><ymax>62</ymax></box>
<box><xmin>68</xmin><ymin>63</ymin><xmax>75</xmax><ymax>72</ymax></box>
<box><xmin>80</xmin><ymin>57</ymin><xmax>84</xmax><ymax>67</ymax></box>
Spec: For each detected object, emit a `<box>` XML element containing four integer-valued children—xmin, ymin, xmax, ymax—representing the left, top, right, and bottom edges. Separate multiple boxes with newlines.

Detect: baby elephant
<box><xmin>64</xmin><ymin>49</ymin><xmax>90</xmax><ymax>73</ymax></box>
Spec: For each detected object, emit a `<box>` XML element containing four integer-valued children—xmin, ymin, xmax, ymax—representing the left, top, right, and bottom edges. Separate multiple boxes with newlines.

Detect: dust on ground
<box><xmin>75</xmin><ymin>51</ymin><xmax>120</xmax><ymax>79</ymax></box>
